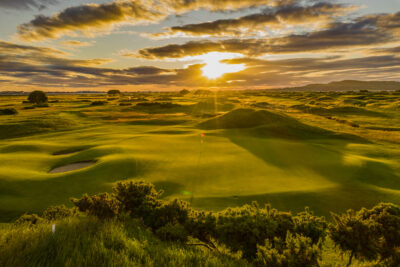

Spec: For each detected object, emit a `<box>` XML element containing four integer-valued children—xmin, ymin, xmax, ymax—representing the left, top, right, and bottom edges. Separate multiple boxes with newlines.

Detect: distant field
<box><xmin>1</xmin><ymin>91</ymin><xmax>400</xmax><ymax>222</ymax></box>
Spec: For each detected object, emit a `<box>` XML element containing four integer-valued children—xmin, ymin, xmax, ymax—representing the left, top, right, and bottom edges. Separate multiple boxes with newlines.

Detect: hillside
<box><xmin>277</xmin><ymin>80</ymin><xmax>400</xmax><ymax>92</ymax></box>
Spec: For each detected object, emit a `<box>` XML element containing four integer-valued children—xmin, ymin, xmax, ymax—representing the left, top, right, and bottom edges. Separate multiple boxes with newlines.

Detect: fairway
<box><xmin>1</xmin><ymin>91</ymin><xmax>399</xmax><ymax>222</ymax></box>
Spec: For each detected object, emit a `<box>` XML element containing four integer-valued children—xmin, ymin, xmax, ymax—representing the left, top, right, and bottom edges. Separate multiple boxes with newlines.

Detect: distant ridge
<box><xmin>274</xmin><ymin>80</ymin><xmax>400</xmax><ymax>92</ymax></box>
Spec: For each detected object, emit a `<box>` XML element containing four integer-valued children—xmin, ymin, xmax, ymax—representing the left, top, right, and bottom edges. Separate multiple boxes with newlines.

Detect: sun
<box><xmin>202</xmin><ymin>59</ymin><xmax>246</xmax><ymax>79</ymax></box>
<box><xmin>200</xmin><ymin>52</ymin><xmax>246</xmax><ymax>79</ymax></box>
<box><xmin>182</xmin><ymin>52</ymin><xmax>246</xmax><ymax>80</ymax></box>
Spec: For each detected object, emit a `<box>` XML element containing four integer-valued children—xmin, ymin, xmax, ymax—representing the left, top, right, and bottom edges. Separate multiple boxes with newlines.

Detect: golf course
<box><xmin>1</xmin><ymin>90</ymin><xmax>399</xmax><ymax>222</ymax></box>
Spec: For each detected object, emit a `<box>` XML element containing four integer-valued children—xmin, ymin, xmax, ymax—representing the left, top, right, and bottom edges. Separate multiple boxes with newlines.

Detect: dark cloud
<box><xmin>16</xmin><ymin>0</ymin><xmax>298</xmax><ymax>41</ymax></box>
<box><xmin>137</xmin><ymin>12</ymin><xmax>400</xmax><ymax>59</ymax></box>
<box><xmin>152</xmin><ymin>2</ymin><xmax>357</xmax><ymax>38</ymax></box>
<box><xmin>0</xmin><ymin>0</ymin><xmax>58</xmax><ymax>10</ymax></box>
<box><xmin>17</xmin><ymin>1</ymin><xmax>166</xmax><ymax>41</ymax></box>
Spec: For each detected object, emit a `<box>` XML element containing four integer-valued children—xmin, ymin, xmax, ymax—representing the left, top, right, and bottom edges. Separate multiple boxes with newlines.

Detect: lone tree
<box><xmin>28</xmin><ymin>90</ymin><xmax>48</xmax><ymax>104</ymax></box>
<box><xmin>179</xmin><ymin>89</ymin><xmax>190</xmax><ymax>96</ymax></box>
<box><xmin>107</xmin><ymin>89</ymin><xmax>121</xmax><ymax>95</ymax></box>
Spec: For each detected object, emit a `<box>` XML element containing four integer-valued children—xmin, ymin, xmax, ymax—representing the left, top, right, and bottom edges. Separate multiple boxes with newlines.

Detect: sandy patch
<box><xmin>49</xmin><ymin>161</ymin><xmax>96</xmax><ymax>174</ymax></box>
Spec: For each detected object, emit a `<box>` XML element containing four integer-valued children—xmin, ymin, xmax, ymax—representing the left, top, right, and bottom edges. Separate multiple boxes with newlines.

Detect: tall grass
<box><xmin>0</xmin><ymin>217</ymin><xmax>247</xmax><ymax>267</ymax></box>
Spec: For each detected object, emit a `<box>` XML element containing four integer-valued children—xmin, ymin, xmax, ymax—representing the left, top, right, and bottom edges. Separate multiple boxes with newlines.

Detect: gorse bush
<box><xmin>329</xmin><ymin>203</ymin><xmax>400</xmax><ymax>266</ymax></box>
<box><xmin>71</xmin><ymin>193</ymin><xmax>120</xmax><ymax>220</ymax></box>
<box><xmin>10</xmin><ymin>180</ymin><xmax>400</xmax><ymax>266</ymax></box>
<box><xmin>255</xmin><ymin>233</ymin><xmax>321</xmax><ymax>267</ymax></box>
<box><xmin>42</xmin><ymin>205</ymin><xmax>77</xmax><ymax>221</ymax></box>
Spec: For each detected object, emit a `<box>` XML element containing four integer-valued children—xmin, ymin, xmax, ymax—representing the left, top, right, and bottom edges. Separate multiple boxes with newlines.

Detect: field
<box><xmin>1</xmin><ymin>90</ymin><xmax>400</xmax><ymax>222</ymax></box>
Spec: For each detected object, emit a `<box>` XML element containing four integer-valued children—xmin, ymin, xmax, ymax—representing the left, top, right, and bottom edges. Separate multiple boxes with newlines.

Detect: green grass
<box><xmin>0</xmin><ymin>92</ymin><xmax>399</xmax><ymax>223</ymax></box>
<box><xmin>0</xmin><ymin>217</ymin><xmax>248</xmax><ymax>267</ymax></box>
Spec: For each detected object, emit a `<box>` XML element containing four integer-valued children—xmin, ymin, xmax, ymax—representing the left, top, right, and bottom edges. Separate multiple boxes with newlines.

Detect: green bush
<box><xmin>71</xmin><ymin>193</ymin><xmax>119</xmax><ymax>220</ymax></box>
<box><xmin>329</xmin><ymin>210</ymin><xmax>379</xmax><ymax>266</ymax></box>
<box><xmin>28</xmin><ymin>90</ymin><xmax>48</xmax><ymax>104</ymax></box>
<box><xmin>91</xmin><ymin>101</ymin><xmax>108</xmax><ymax>106</ymax></box>
<box><xmin>113</xmin><ymin>180</ymin><xmax>162</xmax><ymax>221</ymax></box>
<box><xmin>0</xmin><ymin>108</ymin><xmax>17</xmax><ymax>115</ymax></box>
<box><xmin>107</xmin><ymin>90</ymin><xmax>121</xmax><ymax>95</ymax></box>
<box><xmin>155</xmin><ymin>223</ymin><xmax>189</xmax><ymax>243</ymax></box>
<box><xmin>14</xmin><ymin>214</ymin><xmax>43</xmax><ymax>226</ymax></box>
<box><xmin>42</xmin><ymin>205</ymin><xmax>77</xmax><ymax>221</ymax></box>
<box><xmin>256</xmin><ymin>233</ymin><xmax>321</xmax><ymax>267</ymax></box>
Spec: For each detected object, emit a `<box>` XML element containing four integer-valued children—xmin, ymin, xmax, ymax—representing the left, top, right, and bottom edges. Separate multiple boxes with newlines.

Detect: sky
<box><xmin>0</xmin><ymin>0</ymin><xmax>400</xmax><ymax>91</ymax></box>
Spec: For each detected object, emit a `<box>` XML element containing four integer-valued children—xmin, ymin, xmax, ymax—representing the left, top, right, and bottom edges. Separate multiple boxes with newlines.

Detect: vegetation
<box><xmin>1</xmin><ymin>180</ymin><xmax>399</xmax><ymax>266</ymax></box>
<box><xmin>28</xmin><ymin>90</ymin><xmax>48</xmax><ymax>104</ymax></box>
<box><xmin>107</xmin><ymin>90</ymin><xmax>121</xmax><ymax>95</ymax></box>
<box><xmin>0</xmin><ymin>108</ymin><xmax>17</xmax><ymax>115</ymax></box>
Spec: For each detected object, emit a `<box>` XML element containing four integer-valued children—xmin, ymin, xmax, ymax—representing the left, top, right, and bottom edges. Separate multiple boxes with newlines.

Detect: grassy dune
<box><xmin>0</xmin><ymin>91</ymin><xmax>400</xmax><ymax>222</ymax></box>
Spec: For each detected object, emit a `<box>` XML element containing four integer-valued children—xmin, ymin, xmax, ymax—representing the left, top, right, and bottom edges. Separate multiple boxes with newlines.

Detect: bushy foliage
<box><xmin>113</xmin><ymin>180</ymin><xmax>162</xmax><ymax>220</ymax></box>
<box><xmin>28</xmin><ymin>90</ymin><xmax>48</xmax><ymax>104</ymax></box>
<box><xmin>214</xmin><ymin>202</ymin><xmax>278</xmax><ymax>259</ymax></box>
<box><xmin>42</xmin><ymin>205</ymin><xmax>77</xmax><ymax>221</ymax></box>
<box><xmin>179</xmin><ymin>89</ymin><xmax>190</xmax><ymax>95</ymax></box>
<box><xmin>293</xmin><ymin>207</ymin><xmax>327</xmax><ymax>246</ymax></box>
<box><xmin>0</xmin><ymin>108</ymin><xmax>17</xmax><ymax>115</ymax></box>
<box><xmin>359</xmin><ymin>203</ymin><xmax>400</xmax><ymax>266</ymax></box>
<box><xmin>155</xmin><ymin>223</ymin><xmax>189</xmax><ymax>243</ymax></box>
<box><xmin>14</xmin><ymin>214</ymin><xmax>43</xmax><ymax>225</ymax></box>
<box><xmin>329</xmin><ymin>210</ymin><xmax>380</xmax><ymax>266</ymax></box>
<box><xmin>256</xmin><ymin>233</ymin><xmax>321</xmax><ymax>267</ymax></box>
<box><xmin>107</xmin><ymin>89</ymin><xmax>121</xmax><ymax>95</ymax></box>
<box><xmin>71</xmin><ymin>193</ymin><xmax>119</xmax><ymax>220</ymax></box>
<box><xmin>91</xmin><ymin>100</ymin><xmax>107</xmax><ymax>106</ymax></box>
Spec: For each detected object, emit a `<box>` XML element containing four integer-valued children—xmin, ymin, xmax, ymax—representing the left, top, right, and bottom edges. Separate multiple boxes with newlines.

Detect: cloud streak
<box><xmin>151</xmin><ymin>2</ymin><xmax>358</xmax><ymax>38</ymax></box>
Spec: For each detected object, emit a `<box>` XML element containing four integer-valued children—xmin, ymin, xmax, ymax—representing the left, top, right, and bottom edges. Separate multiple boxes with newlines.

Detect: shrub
<box><xmin>91</xmin><ymin>101</ymin><xmax>107</xmax><ymax>106</ymax></box>
<box><xmin>113</xmin><ymin>181</ymin><xmax>162</xmax><ymax>221</ymax></box>
<box><xmin>293</xmin><ymin>208</ymin><xmax>327</xmax><ymax>246</ymax></box>
<box><xmin>119</xmin><ymin>102</ymin><xmax>132</xmax><ymax>106</ymax></box>
<box><xmin>28</xmin><ymin>90</ymin><xmax>48</xmax><ymax>104</ymax></box>
<box><xmin>14</xmin><ymin>214</ymin><xmax>43</xmax><ymax>226</ymax></box>
<box><xmin>215</xmin><ymin>202</ymin><xmax>278</xmax><ymax>260</ymax></box>
<box><xmin>151</xmin><ymin>199</ymin><xmax>191</xmax><ymax>230</ymax></box>
<box><xmin>71</xmin><ymin>193</ymin><xmax>119</xmax><ymax>220</ymax></box>
<box><xmin>155</xmin><ymin>223</ymin><xmax>189</xmax><ymax>243</ymax></box>
<box><xmin>0</xmin><ymin>108</ymin><xmax>17</xmax><ymax>115</ymax></box>
<box><xmin>107</xmin><ymin>90</ymin><xmax>121</xmax><ymax>95</ymax></box>
<box><xmin>256</xmin><ymin>233</ymin><xmax>321</xmax><ymax>267</ymax></box>
<box><xmin>179</xmin><ymin>89</ymin><xmax>190</xmax><ymax>95</ymax></box>
<box><xmin>185</xmin><ymin>210</ymin><xmax>217</xmax><ymax>248</ymax></box>
<box><xmin>358</xmin><ymin>203</ymin><xmax>400</xmax><ymax>266</ymax></box>
<box><xmin>329</xmin><ymin>209</ymin><xmax>379</xmax><ymax>266</ymax></box>
<box><xmin>42</xmin><ymin>205</ymin><xmax>77</xmax><ymax>221</ymax></box>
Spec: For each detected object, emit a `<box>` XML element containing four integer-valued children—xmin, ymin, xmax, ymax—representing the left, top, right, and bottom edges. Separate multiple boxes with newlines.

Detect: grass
<box><xmin>0</xmin><ymin>92</ymin><xmax>399</xmax><ymax>223</ymax></box>
<box><xmin>0</xmin><ymin>217</ymin><xmax>248</xmax><ymax>267</ymax></box>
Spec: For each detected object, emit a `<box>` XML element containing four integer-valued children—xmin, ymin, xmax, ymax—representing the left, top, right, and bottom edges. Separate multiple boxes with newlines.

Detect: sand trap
<box><xmin>49</xmin><ymin>161</ymin><xmax>96</xmax><ymax>174</ymax></box>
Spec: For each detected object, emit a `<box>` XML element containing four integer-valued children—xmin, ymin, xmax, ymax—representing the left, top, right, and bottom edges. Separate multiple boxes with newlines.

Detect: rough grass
<box><xmin>0</xmin><ymin>217</ymin><xmax>247</xmax><ymax>267</ymax></box>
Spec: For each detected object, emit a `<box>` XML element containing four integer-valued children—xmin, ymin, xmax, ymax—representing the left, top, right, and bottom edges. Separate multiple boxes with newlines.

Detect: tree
<box><xmin>28</xmin><ymin>90</ymin><xmax>48</xmax><ymax>104</ymax></box>
<box><xmin>107</xmin><ymin>89</ymin><xmax>121</xmax><ymax>95</ymax></box>
<box><xmin>179</xmin><ymin>89</ymin><xmax>190</xmax><ymax>95</ymax></box>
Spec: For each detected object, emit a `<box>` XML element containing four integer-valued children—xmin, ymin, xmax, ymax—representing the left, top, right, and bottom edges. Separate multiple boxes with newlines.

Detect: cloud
<box><xmin>60</xmin><ymin>40</ymin><xmax>94</xmax><ymax>47</ymax></box>
<box><xmin>0</xmin><ymin>0</ymin><xmax>58</xmax><ymax>10</ymax></box>
<box><xmin>16</xmin><ymin>0</ymin><xmax>300</xmax><ymax>41</ymax></box>
<box><xmin>151</xmin><ymin>2</ymin><xmax>358</xmax><ymax>38</ymax></box>
<box><xmin>17</xmin><ymin>0</ymin><xmax>166</xmax><ymax>41</ymax></box>
<box><xmin>137</xmin><ymin>12</ymin><xmax>400</xmax><ymax>59</ymax></box>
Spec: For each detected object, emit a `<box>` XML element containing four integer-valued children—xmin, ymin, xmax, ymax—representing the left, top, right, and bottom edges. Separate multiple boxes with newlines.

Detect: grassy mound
<box><xmin>198</xmin><ymin>108</ymin><xmax>363</xmax><ymax>141</ymax></box>
<box><xmin>292</xmin><ymin>104</ymin><xmax>386</xmax><ymax>117</ymax></box>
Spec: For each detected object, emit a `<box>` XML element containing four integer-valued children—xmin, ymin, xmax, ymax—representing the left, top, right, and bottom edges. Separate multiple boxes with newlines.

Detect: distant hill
<box><xmin>275</xmin><ymin>80</ymin><xmax>400</xmax><ymax>92</ymax></box>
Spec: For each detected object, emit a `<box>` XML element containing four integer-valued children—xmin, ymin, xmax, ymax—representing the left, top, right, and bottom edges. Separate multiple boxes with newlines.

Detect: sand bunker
<box><xmin>49</xmin><ymin>161</ymin><xmax>96</xmax><ymax>174</ymax></box>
